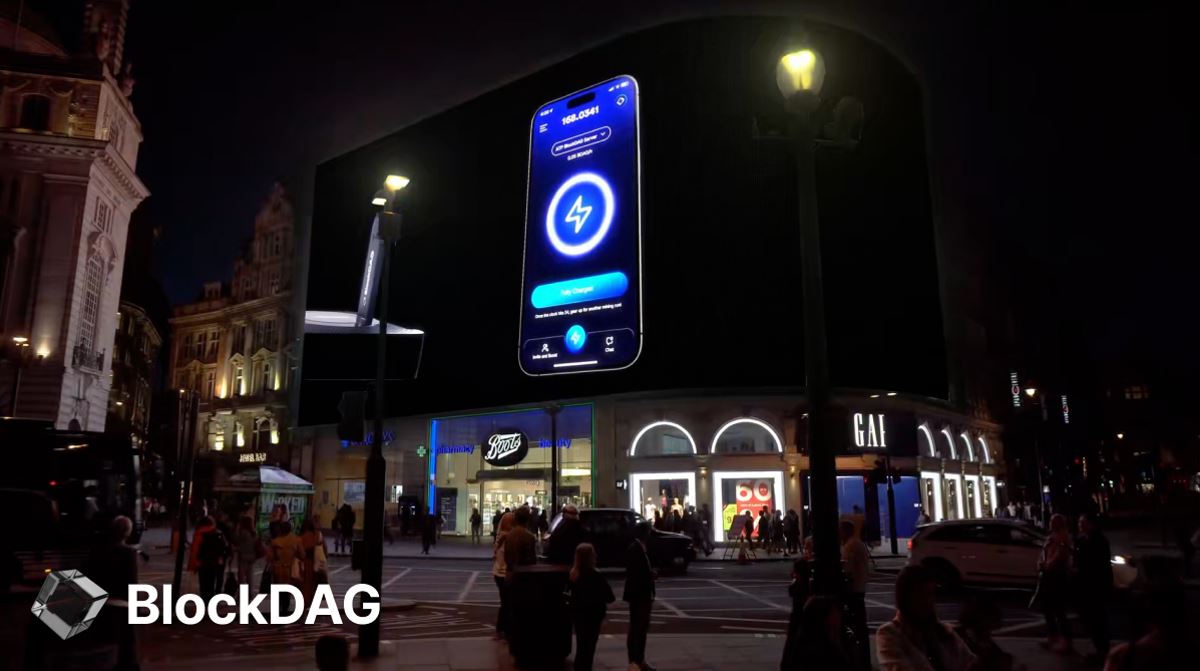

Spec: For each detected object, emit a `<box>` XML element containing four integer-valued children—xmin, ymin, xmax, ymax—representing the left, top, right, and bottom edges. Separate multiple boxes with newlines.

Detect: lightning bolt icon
<box><xmin>565</xmin><ymin>195</ymin><xmax>592</xmax><ymax>234</ymax></box>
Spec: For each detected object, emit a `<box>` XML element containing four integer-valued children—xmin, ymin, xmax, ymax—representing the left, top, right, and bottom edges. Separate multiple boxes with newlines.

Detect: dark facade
<box><xmin>302</xmin><ymin>17</ymin><xmax>946</xmax><ymax>424</ymax></box>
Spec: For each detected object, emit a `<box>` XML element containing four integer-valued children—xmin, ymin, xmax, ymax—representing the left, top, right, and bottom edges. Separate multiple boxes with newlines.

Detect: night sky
<box><xmin>70</xmin><ymin>1</ymin><xmax>1193</xmax><ymax>378</ymax></box>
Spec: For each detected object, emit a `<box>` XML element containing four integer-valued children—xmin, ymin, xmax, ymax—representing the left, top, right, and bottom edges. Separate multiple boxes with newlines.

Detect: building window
<box><xmin>233</xmin><ymin>364</ymin><xmax>245</xmax><ymax>396</ymax></box>
<box><xmin>19</xmin><ymin>94</ymin><xmax>51</xmax><ymax>132</ymax></box>
<box><xmin>78</xmin><ymin>254</ymin><xmax>105</xmax><ymax>355</ymax></box>
<box><xmin>1123</xmin><ymin>385</ymin><xmax>1149</xmax><ymax>400</ymax></box>
<box><xmin>205</xmin><ymin>370</ymin><xmax>216</xmax><ymax>399</ymax></box>
<box><xmin>93</xmin><ymin>198</ymin><xmax>112</xmax><ymax>233</ymax></box>
<box><xmin>710</xmin><ymin>418</ymin><xmax>783</xmax><ymax>454</ymax></box>
<box><xmin>232</xmin><ymin>324</ymin><xmax>246</xmax><ymax>355</ymax></box>
<box><xmin>262</xmin><ymin>360</ymin><xmax>273</xmax><ymax>391</ymax></box>
<box><xmin>629</xmin><ymin>421</ymin><xmax>697</xmax><ymax>456</ymax></box>
<box><xmin>269</xmin><ymin>270</ymin><xmax>280</xmax><ymax>295</ymax></box>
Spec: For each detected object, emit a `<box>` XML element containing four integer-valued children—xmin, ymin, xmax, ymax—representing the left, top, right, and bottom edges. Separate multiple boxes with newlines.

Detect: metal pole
<box><xmin>885</xmin><ymin>453</ymin><xmax>899</xmax><ymax>556</ymax></box>
<box><xmin>359</xmin><ymin>228</ymin><xmax>391</xmax><ymax>658</ymax></box>
<box><xmin>172</xmin><ymin>391</ymin><xmax>197</xmax><ymax>595</ymax></box>
<box><xmin>548</xmin><ymin>405</ymin><xmax>560</xmax><ymax>513</ymax></box>
<box><xmin>792</xmin><ymin>108</ymin><xmax>843</xmax><ymax>595</ymax></box>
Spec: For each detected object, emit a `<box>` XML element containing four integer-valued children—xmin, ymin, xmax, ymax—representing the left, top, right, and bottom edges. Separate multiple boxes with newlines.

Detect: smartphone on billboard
<box><xmin>518</xmin><ymin>75</ymin><xmax>642</xmax><ymax>375</ymax></box>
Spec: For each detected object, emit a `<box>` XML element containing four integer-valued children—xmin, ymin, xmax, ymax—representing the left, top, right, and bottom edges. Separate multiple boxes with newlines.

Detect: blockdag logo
<box><xmin>32</xmin><ymin>569</ymin><xmax>109</xmax><ymax>640</ymax></box>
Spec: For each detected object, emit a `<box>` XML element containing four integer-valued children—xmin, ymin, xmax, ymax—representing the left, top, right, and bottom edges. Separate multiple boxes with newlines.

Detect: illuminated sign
<box><xmin>1010</xmin><ymin>372</ymin><xmax>1021</xmax><ymax>408</ymax></box>
<box><xmin>1061</xmin><ymin>395</ymin><xmax>1070</xmax><ymax>424</ymax></box>
<box><xmin>238</xmin><ymin>452</ymin><xmax>267</xmax><ymax>464</ymax></box>
<box><xmin>852</xmin><ymin>413</ymin><xmax>888</xmax><ymax>449</ymax></box>
<box><xmin>519</xmin><ymin>76</ymin><xmax>642</xmax><ymax>375</ymax></box>
<box><xmin>483</xmin><ymin>431</ymin><xmax>530</xmax><ymax>467</ymax></box>
<box><xmin>340</xmin><ymin>430</ymin><xmax>394</xmax><ymax>448</ymax></box>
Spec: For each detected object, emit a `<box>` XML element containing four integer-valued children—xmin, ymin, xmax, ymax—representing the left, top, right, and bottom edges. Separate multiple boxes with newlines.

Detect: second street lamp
<box><xmin>358</xmin><ymin>174</ymin><xmax>408</xmax><ymax>659</ymax></box>
<box><xmin>776</xmin><ymin>45</ymin><xmax>842</xmax><ymax>594</ymax></box>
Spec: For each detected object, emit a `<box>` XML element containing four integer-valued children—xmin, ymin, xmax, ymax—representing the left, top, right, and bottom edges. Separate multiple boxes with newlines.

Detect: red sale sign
<box><xmin>735</xmin><ymin>479</ymin><xmax>775</xmax><ymax>537</ymax></box>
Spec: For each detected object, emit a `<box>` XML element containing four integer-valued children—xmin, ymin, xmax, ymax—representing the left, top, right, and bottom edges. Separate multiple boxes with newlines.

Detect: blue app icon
<box><xmin>545</xmin><ymin>172</ymin><xmax>615</xmax><ymax>257</ymax></box>
<box><xmin>564</xmin><ymin>324</ymin><xmax>587</xmax><ymax>353</ymax></box>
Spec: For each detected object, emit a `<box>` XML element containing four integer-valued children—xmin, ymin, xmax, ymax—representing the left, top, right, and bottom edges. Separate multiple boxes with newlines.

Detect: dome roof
<box><xmin>0</xmin><ymin>2</ymin><xmax>68</xmax><ymax>57</ymax></box>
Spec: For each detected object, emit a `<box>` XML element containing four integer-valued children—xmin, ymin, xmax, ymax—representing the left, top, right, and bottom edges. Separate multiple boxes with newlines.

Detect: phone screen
<box><xmin>519</xmin><ymin>75</ymin><xmax>642</xmax><ymax>375</ymax></box>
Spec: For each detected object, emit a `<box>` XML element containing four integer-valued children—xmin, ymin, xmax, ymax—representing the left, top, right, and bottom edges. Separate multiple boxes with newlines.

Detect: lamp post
<box><xmin>4</xmin><ymin>335</ymin><xmax>42</xmax><ymax>415</ymax></box>
<box><xmin>359</xmin><ymin>174</ymin><xmax>408</xmax><ymax>659</ymax></box>
<box><xmin>775</xmin><ymin>46</ymin><xmax>844</xmax><ymax>594</ymax></box>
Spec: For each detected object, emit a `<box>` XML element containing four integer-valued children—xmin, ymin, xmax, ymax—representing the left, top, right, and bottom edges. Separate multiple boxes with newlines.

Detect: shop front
<box><xmin>431</xmin><ymin>404</ymin><xmax>594</xmax><ymax>535</ymax></box>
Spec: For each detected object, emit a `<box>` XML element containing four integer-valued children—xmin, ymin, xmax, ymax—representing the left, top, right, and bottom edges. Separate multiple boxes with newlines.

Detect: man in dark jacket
<box><xmin>546</xmin><ymin>504</ymin><xmax>587</xmax><ymax>565</ymax></box>
<box><xmin>1075</xmin><ymin>514</ymin><xmax>1113</xmax><ymax>664</ymax></box>
<box><xmin>624</xmin><ymin>522</ymin><xmax>657</xmax><ymax>671</ymax></box>
<box><xmin>86</xmin><ymin>516</ymin><xmax>140</xmax><ymax>671</ymax></box>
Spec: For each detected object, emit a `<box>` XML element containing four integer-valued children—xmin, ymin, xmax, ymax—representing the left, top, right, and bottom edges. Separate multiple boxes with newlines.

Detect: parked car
<box><xmin>908</xmin><ymin>519</ymin><xmax>1136</xmax><ymax>589</ymax></box>
<box><xmin>550</xmin><ymin>508</ymin><xmax>695</xmax><ymax>573</ymax></box>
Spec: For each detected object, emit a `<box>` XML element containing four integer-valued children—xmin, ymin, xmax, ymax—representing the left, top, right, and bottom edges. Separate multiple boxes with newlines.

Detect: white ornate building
<box><xmin>0</xmin><ymin>1</ymin><xmax>149</xmax><ymax>430</ymax></box>
<box><xmin>169</xmin><ymin>184</ymin><xmax>295</xmax><ymax>471</ymax></box>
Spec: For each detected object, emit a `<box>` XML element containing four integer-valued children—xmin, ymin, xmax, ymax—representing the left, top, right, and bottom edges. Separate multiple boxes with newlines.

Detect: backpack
<box><xmin>198</xmin><ymin>529</ymin><xmax>228</xmax><ymax>564</ymax></box>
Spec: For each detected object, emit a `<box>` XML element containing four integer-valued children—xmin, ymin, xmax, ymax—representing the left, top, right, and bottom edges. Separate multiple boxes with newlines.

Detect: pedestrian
<box><xmin>537</xmin><ymin>508</ymin><xmax>550</xmax><ymax>539</ymax></box>
<box><xmin>491</xmin><ymin>508</ymin><xmax>504</xmax><ymax>540</ymax></box>
<box><xmin>698</xmin><ymin>503</ymin><xmax>714</xmax><ymax>553</ymax></box>
<box><xmin>491</xmin><ymin>512</ymin><xmax>515</xmax><ymax>639</ymax></box>
<box><xmin>1007</xmin><ymin>500</ymin><xmax>1018</xmax><ymax>520</ymax></box>
<box><xmin>1102</xmin><ymin>579</ymin><xmax>1190</xmax><ymax>670</ymax></box>
<box><xmin>757</xmin><ymin>507</ymin><xmax>770</xmax><ymax>550</ymax></box>
<box><xmin>189</xmin><ymin>515</ymin><xmax>227</xmax><ymax>599</ymax></box>
<box><xmin>85</xmin><ymin>515</ymin><xmax>140</xmax><ymax>671</ymax></box>
<box><xmin>270</xmin><ymin>520</ymin><xmax>304</xmax><ymax>598</ymax></box>
<box><xmin>785</xmin><ymin>557</ymin><xmax>811</xmax><ymax>632</ymax></box>
<box><xmin>670</xmin><ymin>509</ymin><xmax>683</xmax><ymax>534</ymax></box>
<box><xmin>470</xmin><ymin>508</ymin><xmax>483</xmax><ymax>545</ymax></box>
<box><xmin>784</xmin><ymin>509</ymin><xmax>801</xmax><ymax>555</ymax></box>
<box><xmin>300</xmin><ymin>517</ymin><xmax>329</xmax><ymax>598</ymax></box>
<box><xmin>400</xmin><ymin>502</ymin><xmax>412</xmax><ymax>537</ymax></box>
<box><xmin>780</xmin><ymin>595</ymin><xmax>857</xmax><ymax>670</ymax></box>
<box><xmin>434</xmin><ymin>510</ymin><xmax>444</xmax><ymax>544</ymax></box>
<box><xmin>741</xmin><ymin>510</ymin><xmax>755</xmax><ymax>546</ymax></box>
<box><xmin>916</xmin><ymin>505</ymin><xmax>932</xmax><ymax>526</ymax></box>
<box><xmin>1075</xmin><ymin>513</ymin><xmax>1112</xmax><ymax>664</ymax></box>
<box><xmin>547</xmin><ymin>504</ymin><xmax>586</xmax><ymax>566</ymax></box>
<box><xmin>268</xmin><ymin>503</ymin><xmax>289</xmax><ymax>539</ymax></box>
<box><xmin>567</xmin><ymin>543</ymin><xmax>614</xmax><ymax>671</ymax></box>
<box><xmin>876</xmin><ymin>564</ymin><xmax>976</xmax><ymax>671</ymax></box>
<box><xmin>771</xmin><ymin>509</ymin><xmax>786</xmax><ymax>555</ymax></box>
<box><xmin>420</xmin><ymin>506</ymin><xmax>437</xmax><ymax>555</ymax></box>
<box><xmin>1034</xmin><ymin>513</ymin><xmax>1074</xmax><ymax>654</ymax></box>
<box><xmin>653</xmin><ymin>508</ymin><xmax>664</xmax><ymax>531</ymax></box>
<box><xmin>315</xmin><ymin>634</ymin><xmax>350</xmax><ymax>671</ymax></box>
<box><xmin>954</xmin><ymin>595</ymin><xmax>1014</xmax><ymax>671</ymax></box>
<box><xmin>336</xmin><ymin>504</ymin><xmax>352</xmax><ymax>556</ymax></box>
<box><xmin>840</xmin><ymin>519</ymin><xmax>871</xmax><ymax>669</ymax></box>
<box><xmin>504</xmin><ymin>507</ymin><xmax>538</xmax><ymax>572</ymax></box>
<box><xmin>623</xmin><ymin>522</ymin><xmax>656</xmax><ymax>671</ymax></box>
<box><xmin>233</xmin><ymin>514</ymin><xmax>260</xmax><ymax>593</ymax></box>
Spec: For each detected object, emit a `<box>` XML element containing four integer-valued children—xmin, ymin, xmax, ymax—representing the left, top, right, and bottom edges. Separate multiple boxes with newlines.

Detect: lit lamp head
<box><xmin>384</xmin><ymin>174</ymin><xmax>410</xmax><ymax>192</ymax></box>
<box><xmin>776</xmin><ymin>48</ymin><xmax>825</xmax><ymax>114</ymax></box>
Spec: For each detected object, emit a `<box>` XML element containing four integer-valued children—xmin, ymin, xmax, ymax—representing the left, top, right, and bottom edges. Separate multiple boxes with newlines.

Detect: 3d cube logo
<box><xmin>31</xmin><ymin>569</ymin><xmax>109</xmax><ymax>640</ymax></box>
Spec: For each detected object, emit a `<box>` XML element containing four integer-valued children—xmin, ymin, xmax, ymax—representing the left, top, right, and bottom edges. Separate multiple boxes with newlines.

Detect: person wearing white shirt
<box><xmin>841</xmin><ymin>520</ymin><xmax>871</xmax><ymax>669</ymax></box>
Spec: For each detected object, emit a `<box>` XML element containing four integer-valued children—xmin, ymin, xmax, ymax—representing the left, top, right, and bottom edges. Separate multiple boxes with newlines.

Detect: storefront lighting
<box><xmin>37</xmin><ymin>346</ymin><xmax>50</xmax><ymax>358</ymax></box>
<box><xmin>940</xmin><ymin>427</ymin><xmax>957</xmax><ymax>459</ymax></box>
<box><xmin>886</xmin><ymin>392</ymin><xmax>897</xmax><ymax>397</ymax></box>
<box><xmin>11</xmin><ymin>336</ymin><xmax>28</xmax><ymax>344</ymax></box>
<box><xmin>710</xmin><ymin>418</ymin><xmax>784</xmax><ymax>454</ymax></box>
<box><xmin>960</xmin><ymin>432</ymin><xmax>974</xmax><ymax>461</ymax></box>
<box><xmin>869</xmin><ymin>394</ymin><xmax>880</xmax><ymax>398</ymax></box>
<box><xmin>918</xmin><ymin>424</ymin><xmax>937</xmax><ymax>457</ymax></box>
<box><xmin>629</xmin><ymin>420</ymin><xmax>697</xmax><ymax>456</ymax></box>
<box><xmin>709</xmin><ymin>470</ymin><xmax>786</xmax><ymax>544</ymax></box>
<box><xmin>561</xmin><ymin>467</ymin><xmax>591</xmax><ymax>478</ymax></box>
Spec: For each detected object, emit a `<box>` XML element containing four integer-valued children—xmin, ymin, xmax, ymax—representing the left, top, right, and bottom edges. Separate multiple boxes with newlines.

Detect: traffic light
<box><xmin>337</xmin><ymin>391</ymin><xmax>367</xmax><ymax>442</ymax></box>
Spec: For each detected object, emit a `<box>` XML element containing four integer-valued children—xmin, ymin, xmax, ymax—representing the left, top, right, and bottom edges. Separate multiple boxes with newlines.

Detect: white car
<box><xmin>908</xmin><ymin>519</ymin><xmax>1136</xmax><ymax>589</ymax></box>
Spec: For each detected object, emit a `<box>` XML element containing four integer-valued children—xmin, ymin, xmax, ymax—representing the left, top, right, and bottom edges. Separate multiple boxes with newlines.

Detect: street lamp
<box><xmin>775</xmin><ymin>42</ymin><xmax>844</xmax><ymax>595</ymax></box>
<box><xmin>4</xmin><ymin>335</ymin><xmax>43</xmax><ymax>415</ymax></box>
<box><xmin>1024</xmin><ymin>387</ymin><xmax>1038</xmax><ymax>398</ymax></box>
<box><xmin>359</xmin><ymin>173</ymin><xmax>409</xmax><ymax>659</ymax></box>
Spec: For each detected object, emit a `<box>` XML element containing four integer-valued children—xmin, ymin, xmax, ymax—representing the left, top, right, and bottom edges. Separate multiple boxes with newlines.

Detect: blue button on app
<box><xmin>530</xmin><ymin>271</ymin><xmax>628</xmax><ymax>310</ymax></box>
<box><xmin>564</xmin><ymin>325</ymin><xmax>587</xmax><ymax>353</ymax></box>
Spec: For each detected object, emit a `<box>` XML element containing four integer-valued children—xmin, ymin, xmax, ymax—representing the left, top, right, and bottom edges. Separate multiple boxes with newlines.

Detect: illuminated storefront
<box><xmin>430</xmin><ymin>404</ymin><xmax>594</xmax><ymax>535</ymax></box>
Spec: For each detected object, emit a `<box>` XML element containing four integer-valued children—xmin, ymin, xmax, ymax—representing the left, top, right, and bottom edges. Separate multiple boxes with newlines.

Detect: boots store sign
<box><xmin>484</xmin><ymin>431</ymin><xmax>530</xmax><ymax>466</ymax></box>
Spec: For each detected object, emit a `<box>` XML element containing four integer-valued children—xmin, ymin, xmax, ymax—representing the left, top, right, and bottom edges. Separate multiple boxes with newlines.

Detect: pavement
<box><xmin>136</xmin><ymin>633</ymin><xmax>1094</xmax><ymax>671</ymax></box>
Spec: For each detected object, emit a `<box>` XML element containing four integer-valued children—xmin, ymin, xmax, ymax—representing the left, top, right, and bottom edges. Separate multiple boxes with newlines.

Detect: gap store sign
<box><xmin>518</xmin><ymin>76</ymin><xmax>643</xmax><ymax>375</ymax></box>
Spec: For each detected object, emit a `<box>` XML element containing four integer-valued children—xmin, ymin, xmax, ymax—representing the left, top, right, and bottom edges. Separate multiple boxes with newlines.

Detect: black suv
<box><xmin>552</xmin><ymin>508</ymin><xmax>695</xmax><ymax>573</ymax></box>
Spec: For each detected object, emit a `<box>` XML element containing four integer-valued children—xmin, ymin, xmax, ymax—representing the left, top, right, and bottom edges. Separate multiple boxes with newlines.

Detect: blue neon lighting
<box><xmin>530</xmin><ymin>271</ymin><xmax>628</xmax><ymax>309</ymax></box>
<box><xmin>545</xmin><ymin>172</ymin><xmax>614</xmax><ymax>257</ymax></box>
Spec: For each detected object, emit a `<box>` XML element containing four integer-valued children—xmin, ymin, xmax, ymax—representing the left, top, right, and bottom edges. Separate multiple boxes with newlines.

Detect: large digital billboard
<box><xmin>518</xmin><ymin>75</ymin><xmax>642</xmax><ymax>375</ymax></box>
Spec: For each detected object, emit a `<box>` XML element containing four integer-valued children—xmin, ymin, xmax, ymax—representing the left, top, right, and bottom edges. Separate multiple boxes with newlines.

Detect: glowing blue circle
<box><xmin>564</xmin><ymin>324</ymin><xmax>587</xmax><ymax>353</ymax></box>
<box><xmin>545</xmin><ymin>172</ymin><xmax>615</xmax><ymax>257</ymax></box>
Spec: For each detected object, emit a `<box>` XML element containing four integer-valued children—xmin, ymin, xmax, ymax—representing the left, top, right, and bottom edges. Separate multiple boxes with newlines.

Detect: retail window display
<box><xmin>629</xmin><ymin>472</ymin><xmax>695</xmax><ymax>522</ymax></box>
<box><xmin>711</xmin><ymin>470</ymin><xmax>785</xmax><ymax>543</ymax></box>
